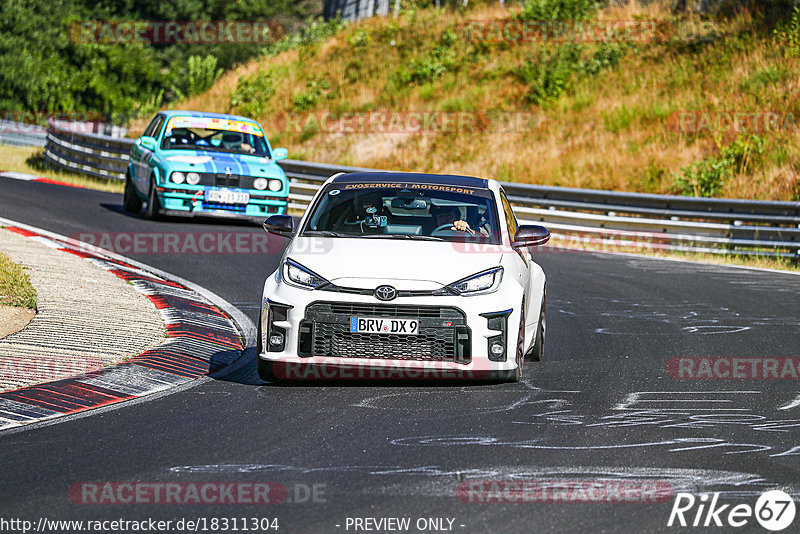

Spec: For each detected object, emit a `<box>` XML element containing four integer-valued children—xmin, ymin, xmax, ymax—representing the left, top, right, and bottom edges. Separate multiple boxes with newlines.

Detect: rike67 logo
<box><xmin>668</xmin><ymin>490</ymin><xmax>796</xmax><ymax>531</ymax></box>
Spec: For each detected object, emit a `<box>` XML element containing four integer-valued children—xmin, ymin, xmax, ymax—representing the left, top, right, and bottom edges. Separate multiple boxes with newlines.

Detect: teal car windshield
<box><xmin>161</xmin><ymin>126</ymin><xmax>272</xmax><ymax>157</ymax></box>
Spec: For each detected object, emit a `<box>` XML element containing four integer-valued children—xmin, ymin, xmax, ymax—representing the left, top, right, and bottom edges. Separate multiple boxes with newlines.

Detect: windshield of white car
<box><xmin>160</xmin><ymin>127</ymin><xmax>271</xmax><ymax>157</ymax></box>
<box><xmin>301</xmin><ymin>185</ymin><xmax>502</xmax><ymax>244</ymax></box>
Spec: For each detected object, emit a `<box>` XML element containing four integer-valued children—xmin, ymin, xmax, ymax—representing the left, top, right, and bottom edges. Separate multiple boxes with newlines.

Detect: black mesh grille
<box><xmin>304</xmin><ymin>302</ymin><xmax>467</xmax><ymax>362</ymax></box>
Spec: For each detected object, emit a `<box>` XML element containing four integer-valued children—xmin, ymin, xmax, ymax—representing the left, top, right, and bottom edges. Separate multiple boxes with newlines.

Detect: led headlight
<box><xmin>447</xmin><ymin>267</ymin><xmax>503</xmax><ymax>295</ymax></box>
<box><xmin>171</xmin><ymin>171</ymin><xmax>185</xmax><ymax>184</ymax></box>
<box><xmin>186</xmin><ymin>172</ymin><xmax>201</xmax><ymax>185</ymax></box>
<box><xmin>254</xmin><ymin>178</ymin><xmax>268</xmax><ymax>190</ymax></box>
<box><xmin>268</xmin><ymin>179</ymin><xmax>283</xmax><ymax>192</ymax></box>
<box><xmin>283</xmin><ymin>259</ymin><xmax>329</xmax><ymax>289</ymax></box>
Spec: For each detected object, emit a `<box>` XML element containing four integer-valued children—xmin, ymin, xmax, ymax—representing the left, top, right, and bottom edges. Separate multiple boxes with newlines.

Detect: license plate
<box><xmin>206</xmin><ymin>187</ymin><xmax>249</xmax><ymax>204</ymax></box>
<box><xmin>350</xmin><ymin>317</ymin><xmax>419</xmax><ymax>335</ymax></box>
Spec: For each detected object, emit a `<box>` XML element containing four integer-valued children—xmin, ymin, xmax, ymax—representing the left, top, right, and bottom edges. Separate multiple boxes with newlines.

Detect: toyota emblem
<box><xmin>374</xmin><ymin>285</ymin><xmax>397</xmax><ymax>301</ymax></box>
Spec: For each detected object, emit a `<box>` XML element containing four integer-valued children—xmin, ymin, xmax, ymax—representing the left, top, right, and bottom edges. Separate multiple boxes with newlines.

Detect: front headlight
<box><xmin>254</xmin><ymin>178</ymin><xmax>268</xmax><ymax>190</ymax></box>
<box><xmin>283</xmin><ymin>259</ymin><xmax>329</xmax><ymax>290</ymax></box>
<box><xmin>447</xmin><ymin>267</ymin><xmax>503</xmax><ymax>295</ymax></box>
<box><xmin>171</xmin><ymin>171</ymin><xmax>185</xmax><ymax>184</ymax></box>
<box><xmin>186</xmin><ymin>172</ymin><xmax>201</xmax><ymax>185</ymax></box>
<box><xmin>268</xmin><ymin>179</ymin><xmax>283</xmax><ymax>192</ymax></box>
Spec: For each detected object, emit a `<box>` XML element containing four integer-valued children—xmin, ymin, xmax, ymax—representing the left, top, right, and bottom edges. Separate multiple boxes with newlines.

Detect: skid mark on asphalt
<box><xmin>167</xmin><ymin>464</ymin><xmax>798</xmax><ymax>499</ymax></box>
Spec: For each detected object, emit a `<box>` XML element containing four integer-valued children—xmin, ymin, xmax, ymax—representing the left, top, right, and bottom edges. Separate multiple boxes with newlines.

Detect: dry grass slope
<box><xmin>146</xmin><ymin>0</ymin><xmax>798</xmax><ymax>200</ymax></box>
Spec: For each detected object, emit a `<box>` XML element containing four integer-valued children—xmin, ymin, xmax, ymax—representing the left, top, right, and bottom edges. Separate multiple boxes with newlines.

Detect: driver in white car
<box><xmin>431</xmin><ymin>204</ymin><xmax>490</xmax><ymax>237</ymax></box>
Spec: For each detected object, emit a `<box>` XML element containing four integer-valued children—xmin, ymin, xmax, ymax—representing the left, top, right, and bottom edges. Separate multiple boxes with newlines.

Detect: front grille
<box><xmin>215</xmin><ymin>174</ymin><xmax>241</xmax><ymax>188</ymax></box>
<box><xmin>304</xmin><ymin>302</ymin><xmax>469</xmax><ymax>362</ymax></box>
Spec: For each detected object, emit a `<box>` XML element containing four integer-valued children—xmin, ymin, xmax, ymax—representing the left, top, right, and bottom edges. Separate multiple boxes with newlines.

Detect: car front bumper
<box><xmin>157</xmin><ymin>187</ymin><xmax>288</xmax><ymax>220</ymax></box>
<box><xmin>258</xmin><ymin>272</ymin><xmax>530</xmax><ymax>381</ymax></box>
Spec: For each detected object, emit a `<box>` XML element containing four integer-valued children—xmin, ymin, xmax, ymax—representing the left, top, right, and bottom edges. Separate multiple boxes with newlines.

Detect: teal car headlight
<box><xmin>254</xmin><ymin>178</ymin><xmax>268</xmax><ymax>190</ymax></box>
<box><xmin>186</xmin><ymin>172</ymin><xmax>201</xmax><ymax>185</ymax></box>
<box><xmin>171</xmin><ymin>171</ymin><xmax>185</xmax><ymax>184</ymax></box>
<box><xmin>268</xmin><ymin>179</ymin><xmax>283</xmax><ymax>192</ymax></box>
<box><xmin>447</xmin><ymin>267</ymin><xmax>503</xmax><ymax>295</ymax></box>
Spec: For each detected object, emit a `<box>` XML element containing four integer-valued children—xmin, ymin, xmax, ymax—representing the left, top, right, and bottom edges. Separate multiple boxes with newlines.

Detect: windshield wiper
<box><xmin>302</xmin><ymin>230</ymin><xmax>351</xmax><ymax>238</ymax></box>
<box><xmin>361</xmin><ymin>234</ymin><xmax>444</xmax><ymax>241</ymax></box>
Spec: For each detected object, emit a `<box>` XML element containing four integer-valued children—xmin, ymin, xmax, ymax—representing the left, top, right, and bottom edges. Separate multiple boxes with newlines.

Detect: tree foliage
<box><xmin>0</xmin><ymin>0</ymin><xmax>319</xmax><ymax>120</ymax></box>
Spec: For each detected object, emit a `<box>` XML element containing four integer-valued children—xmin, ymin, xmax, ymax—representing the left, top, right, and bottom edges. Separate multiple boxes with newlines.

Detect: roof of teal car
<box><xmin>161</xmin><ymin>110</ymin><xmax>260</xmax><ymax>124</ymax></box>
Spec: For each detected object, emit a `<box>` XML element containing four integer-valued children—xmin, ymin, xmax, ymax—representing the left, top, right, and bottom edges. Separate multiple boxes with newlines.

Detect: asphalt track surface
<box><xmin>0</xmin><ymin>177</ymin><xmax>798</xmax><ymax>533</ymax></box>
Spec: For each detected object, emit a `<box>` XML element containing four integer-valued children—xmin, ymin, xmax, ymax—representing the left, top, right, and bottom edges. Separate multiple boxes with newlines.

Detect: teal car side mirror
<box><xmin>139</xmin><ymin>137</ymin><xmax>157</xmax><ymax>151</ymax></box>
<box><xmin>272</xmin><ymin>147</ymin><xmax>288</xmax><ymax>160</ymax></box>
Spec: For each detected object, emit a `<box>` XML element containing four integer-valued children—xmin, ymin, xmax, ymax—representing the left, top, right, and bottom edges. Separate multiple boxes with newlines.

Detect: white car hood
<box><xmin>285</xmin><ymin>237</ymin><xmax>503</xmax><ymax>287</ymax></box>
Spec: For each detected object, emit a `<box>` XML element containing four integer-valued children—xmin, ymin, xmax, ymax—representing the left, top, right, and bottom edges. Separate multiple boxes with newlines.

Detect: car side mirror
<box><xmin>263</xmin><ymin>215</ymin><xmax>294</xmax><ymax>237</ymax></box>
<box><xmin>512</xmin><ymin>225</ymin><xmax>550</xmax><ymax>248</ymax></box>
<box><xmin>272</xmin><ymin>148</ymin><xmax>288</xmax><ymax>160</ymax></box>
<box><xmin>139</xmin><ymin>136</ymin><xmax>157</xmax><ymax>151</ymax></box>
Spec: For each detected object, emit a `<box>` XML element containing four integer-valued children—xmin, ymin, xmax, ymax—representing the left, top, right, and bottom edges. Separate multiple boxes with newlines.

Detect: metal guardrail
<box><xmin>44</xmin><ymin>122</ymin><xmax>133</xmax><ymax>181</ymax></box>
<box><xmin>43</xmin><ymin>122</ymin><xmax>800</xmax><ymax>259</ymax></box>
<box><xmin>0</xmin><ymin>121</ymin><xmax>47</xmax><ymax>147</ymax></box>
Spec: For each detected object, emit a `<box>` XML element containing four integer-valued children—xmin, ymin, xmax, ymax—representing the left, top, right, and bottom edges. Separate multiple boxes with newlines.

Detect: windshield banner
<box><xmin>165</xmin><ymin>116</ymin><xmax>263</xmax><ymax>137</ymax></box>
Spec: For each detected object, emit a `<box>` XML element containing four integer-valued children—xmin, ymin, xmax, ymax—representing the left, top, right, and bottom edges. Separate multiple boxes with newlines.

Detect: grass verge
<box><xmin>0</xmin><ymin>251</ymin><xmax>37</xmax><ymax>309</ymax></box>
<box><xmin>0</xmin><ymin>145</ymin><xmax>124</xmax><ymax>193</ymax></box>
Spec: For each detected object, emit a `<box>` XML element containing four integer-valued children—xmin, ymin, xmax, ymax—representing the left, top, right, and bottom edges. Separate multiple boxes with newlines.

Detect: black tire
<box><xmin>256</xmin><ymin>320</ymin><xmax>279</xmax><ymax>382</ymax></box>
<box><xmin>145</xmin><ymin>178</ymin><xmax>162</xmax><ymax>220</ymax></box>
<box><xmin>123</xmin><ymin>174</ymin><xmax>143</xmax><ymax>213</ymax></box>
<box><xmin>510</xmin><ymin>302</ymin><xmax>525</xmax><ymax>382</ymax></box>
<box><xmin>529</xmin><ymin>295</ymin><xmax>546</xmax><ymax>362</ymax></box>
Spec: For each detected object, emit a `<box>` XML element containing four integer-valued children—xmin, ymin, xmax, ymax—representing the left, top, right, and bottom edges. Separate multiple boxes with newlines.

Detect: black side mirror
<box><xmin>263</xmin><ymin>215</ymin><xmax>294</xmax><ymax>237</ymax></box>
<box><xmin>512</xmin><ymin>225</ymin><xmax>550</xmax><ymax>248</ymax></box>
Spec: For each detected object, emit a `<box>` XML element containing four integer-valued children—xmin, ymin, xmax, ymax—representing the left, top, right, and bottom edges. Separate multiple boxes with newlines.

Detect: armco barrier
<box><xmin>43</xmin><ymin>121</ymin><xmax>800</xmax><ymax>259</ymax></box>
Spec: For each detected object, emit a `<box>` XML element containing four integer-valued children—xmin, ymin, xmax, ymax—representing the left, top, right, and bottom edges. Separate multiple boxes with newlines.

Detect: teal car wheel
<box><xmin>145</xmin><ymin>178</ymin><xmax>162</xmax><ymax>220</ymax></box>
<box><xmin>123</xmin><ymin>174</ymin><xmax>142</xmax><ymax>213</ymax></box>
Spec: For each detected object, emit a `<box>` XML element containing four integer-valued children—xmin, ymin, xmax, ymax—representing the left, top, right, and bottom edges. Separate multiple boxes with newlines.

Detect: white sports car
<box><xmin>257</xmin><ymin>172</ymin><xmax>549</xmax><ymax>382</ymax></box>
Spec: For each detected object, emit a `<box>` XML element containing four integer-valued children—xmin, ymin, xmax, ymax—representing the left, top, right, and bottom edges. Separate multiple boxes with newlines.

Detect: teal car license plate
<box><xmin>206</xmin><ymin>187</ymin><xmax>250</xmax><ymax>204</ymax></box>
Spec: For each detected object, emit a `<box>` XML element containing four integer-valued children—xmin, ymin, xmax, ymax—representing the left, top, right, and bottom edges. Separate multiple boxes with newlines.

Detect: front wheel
<box><xmin>145</xmin><ymin>178</ymin><xmax>162</xmax><ymax>220</ymax></box>
<box><xmin>528</xmin><ymin>295</ymin><xmax>546</xmax><ymax>362</ymax></box>
<box><xmin>509</xmin><ymin>302</ymin><xmax>525</xmax><ymax>382</ymax></box>
<box><xmin>123</xmin><ymin>175</ymin><xmax>143</xmax><ymax>213</ymax></box>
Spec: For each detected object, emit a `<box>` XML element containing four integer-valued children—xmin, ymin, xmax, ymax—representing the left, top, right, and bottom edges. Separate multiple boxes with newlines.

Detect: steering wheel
<box><xmin>432</xmin><ymin>223</ymin><xmax>459</xmax><ymax>233</ymax></box>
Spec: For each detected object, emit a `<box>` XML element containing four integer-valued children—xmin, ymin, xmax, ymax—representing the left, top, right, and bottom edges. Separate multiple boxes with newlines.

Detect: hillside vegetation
<box><xmin>0</xmin><ymin>0</ymin><xmax>320</xmax><ymax>119</ymax></box>
<box><xmin>165</xmin><ymin>0</ymin><xmax>798</xmax><ymax>199</ymax></box>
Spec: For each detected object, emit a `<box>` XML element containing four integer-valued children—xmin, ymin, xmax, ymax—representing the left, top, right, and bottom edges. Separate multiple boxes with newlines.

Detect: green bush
<box><xmin>773</xmin><ymin>5</ymin><xmax>800</xmax><ymax>56</ymax></box>
<box><xmin>517</xmin><ymin>44</ymin><xmax>582</xmax><ymax>105</ymax></box>
<box><xmin>517</xmin><ymin>41</ymin><xmax>625</xmax><ymax>105</ymax></box>
<box><xmin>517</xmin><ymin>0</ymin><xmax>599</xmax><ymax>21</ymax></box>
<box><xmin>230</xmin><ymin>71</ymin><xmax>276</xmax><ymax>118</ymax></box>
<box><xmin>670</xmin><ymin>135</ymin><xmax>767</xmax><ymax>197</ymax></box>
<box><xmin>396</xmin><ymin>30</ymin><xmax>458</xmax><ymax>86</ymax></box>
<box><xmin>348</xmin><ymin>28</ymin><xmax>371</xmax><ymax>47</ymax></box>
<box><xmin>293</xmin><ymin>79</ymin><xmax>331</xmax><ymax>111</ymax></box>
<box><xmin>186</xmin><ymin>55</ymin><xmax>223</xmax><ymax>98</ymax></box>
